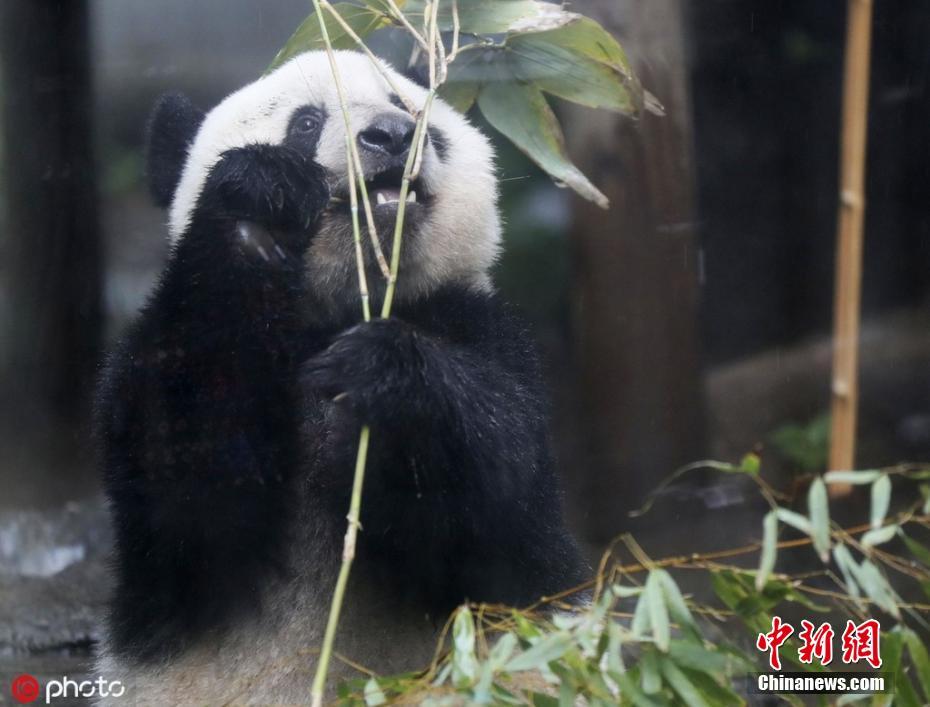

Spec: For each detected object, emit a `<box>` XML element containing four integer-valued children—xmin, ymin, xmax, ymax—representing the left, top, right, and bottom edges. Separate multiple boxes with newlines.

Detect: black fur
<box><xmin>144</xmin><ymin>92</ymin><xmax>204</xmax><ymax>208</ymax></box>
<box><xmin>98</xmin><ymin>103</ymin><xmax>588</xmax><ymax>663</ymax></box>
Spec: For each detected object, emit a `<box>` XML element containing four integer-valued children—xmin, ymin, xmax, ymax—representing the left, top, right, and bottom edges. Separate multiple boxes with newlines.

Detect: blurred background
<box><xmin>1</xmin><ymin>0</ymin><xmax>928</xmax><ymax>687</ymax></box>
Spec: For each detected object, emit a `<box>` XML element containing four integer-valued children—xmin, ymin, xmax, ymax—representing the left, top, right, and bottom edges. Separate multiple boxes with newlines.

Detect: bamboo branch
<box><xmin>309</xmin><ymin>0</ymin><xmax>391</xmax><ymax>280</ymax></box>
<box><xmin>309</xmin><ymin>2</ymin><xmax>443</xmax><ymax>704</ymax></box>
<box><xmin>828</xmin><ymin>0</ymin><xmax>874</xmax><ymax>495</ymax></box>
<box><xmin>320</xmin><ymin>0</ymin><xmax>419</xmax><ymax>114</ymax></box>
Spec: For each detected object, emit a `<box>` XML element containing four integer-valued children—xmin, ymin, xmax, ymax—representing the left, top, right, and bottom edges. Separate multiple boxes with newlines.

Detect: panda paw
<box><xmin>207</xmin><ymin>144</ymin><xmax>330</xmax><ymax>256</ymax></box>
<box><xmin>302</xmin><ymin>319</ymin><xmax>425</xmax><ymax>420</ymax></box>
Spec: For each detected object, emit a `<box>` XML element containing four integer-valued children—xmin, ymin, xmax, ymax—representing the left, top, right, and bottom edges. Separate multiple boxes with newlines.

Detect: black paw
<box><xmin>206</xmin><ymin>144</ymin><xmax>330</xmax><ymax>253</ymax></box>
<box><xmin>302</xmin><ymin>319</ymin><xmax>424</xmax><ymax>418</ymax></box>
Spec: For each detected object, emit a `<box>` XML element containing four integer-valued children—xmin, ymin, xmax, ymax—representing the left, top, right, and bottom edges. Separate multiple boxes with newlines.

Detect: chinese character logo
<box><xmin>841</xmin><ymin>619</ymin><xmax>882</xmax><ymax>669</ymax></box>
<box><xmin>798</xmin><ymin>620</ymin><xmax>835</xmax><ymax>665</ymax></box>
<box><xmin>756</xmin><ymin>616</ymin><xmax>794</xmax><ymax>670</ymax></box>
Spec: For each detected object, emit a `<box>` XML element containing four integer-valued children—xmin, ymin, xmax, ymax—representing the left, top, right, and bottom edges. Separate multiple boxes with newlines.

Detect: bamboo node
<box><xmin>832</xmin><ymin>379</ymin><xmax>851</xmax><ymax>397</ymax></box>
<box><xmin>840</xmin><ymin>190</ymin><xmax>862</xmax><ymax>208</ymax></box>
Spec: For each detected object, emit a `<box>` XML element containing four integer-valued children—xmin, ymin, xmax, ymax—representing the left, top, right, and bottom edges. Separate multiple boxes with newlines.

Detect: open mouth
<box><xmin>333</xmin><ymin>166</ymin><xmax>429</xmax><ymax>213</ymax></box>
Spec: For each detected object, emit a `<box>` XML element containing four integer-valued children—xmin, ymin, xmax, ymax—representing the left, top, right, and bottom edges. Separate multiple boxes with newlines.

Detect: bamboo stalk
<box><xmin>309</xmin><ymin>2</ymin><xmax>443</xmax><ymax>703</ymax></box>
<box><xmin>828</xmin><ymin>0</ymin><xmax>873</xmax><ymax>495</ymax></box>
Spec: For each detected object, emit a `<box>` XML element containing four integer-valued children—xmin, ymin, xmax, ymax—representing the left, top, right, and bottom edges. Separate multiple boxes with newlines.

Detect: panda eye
<box><xmin>294</xmin><ymin>114</ymin><xmax>321</xmax><ymax>134</ymax></box>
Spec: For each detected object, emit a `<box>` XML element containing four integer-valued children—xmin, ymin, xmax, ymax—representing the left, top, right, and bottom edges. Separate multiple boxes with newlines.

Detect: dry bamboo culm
<box><xmin>828</xmin><ymin>0</ymin><xmax>873</xmax><ymax>494</ymax></box>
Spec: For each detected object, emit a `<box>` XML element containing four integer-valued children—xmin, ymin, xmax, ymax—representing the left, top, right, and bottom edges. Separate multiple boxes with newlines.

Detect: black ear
<box><xmin>145</xmin><ymin>92</ymin><xmax>205</xmax><ymax>208</ymax></box>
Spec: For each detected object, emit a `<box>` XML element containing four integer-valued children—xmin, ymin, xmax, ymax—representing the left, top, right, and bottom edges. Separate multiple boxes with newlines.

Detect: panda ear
<box><xmin>145</xmin><ymin>92</ymin><xmax>205</xmax><ymax>209</ymax></box>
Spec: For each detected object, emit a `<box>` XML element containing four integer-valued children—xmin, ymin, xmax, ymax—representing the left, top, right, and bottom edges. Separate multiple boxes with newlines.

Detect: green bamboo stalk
<box><xmin>308</xmin><ymin>2</ymin><xmax>442</xmax><ymax>704</ymax></box>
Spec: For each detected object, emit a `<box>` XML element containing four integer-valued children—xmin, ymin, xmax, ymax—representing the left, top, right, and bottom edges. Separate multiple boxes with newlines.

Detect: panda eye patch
<box><xmin>290</xmin><ymin>108</ymin><xmax>323</xmax><ymax>134</ymax></box>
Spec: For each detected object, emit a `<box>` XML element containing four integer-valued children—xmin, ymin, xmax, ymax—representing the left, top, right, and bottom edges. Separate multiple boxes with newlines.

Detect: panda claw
<box><xmin>274</xmin><ymin>244</ymin><xmax>287</xmax><ymax>261</ymax></box>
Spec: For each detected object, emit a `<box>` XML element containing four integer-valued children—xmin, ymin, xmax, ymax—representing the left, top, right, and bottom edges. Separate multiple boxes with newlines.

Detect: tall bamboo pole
<box><xmin>828</xmin><ymin>0</ymin><xmax>873</xmax><ymax>491</ymax></box>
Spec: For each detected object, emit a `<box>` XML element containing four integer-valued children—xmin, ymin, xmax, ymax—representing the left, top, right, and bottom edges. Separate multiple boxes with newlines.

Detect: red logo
<box><xmin>756</xmin><ymin>615</ymin><xmax>794</xmax><ymax>670</ymax></box>
<box><xmin>11</xmin><ymin>674</ymin><xmax>40</xmax><ymax>704</ymax></box>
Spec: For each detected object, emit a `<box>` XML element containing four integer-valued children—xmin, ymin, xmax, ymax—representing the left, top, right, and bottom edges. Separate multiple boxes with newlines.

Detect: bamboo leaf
<box><xmin>645</xmin><ymin>571</ymin><xmax>671</xmax><ymax>652</ymax></box>
<box><xmin>655</xmin><ymin>569</ymin><xmax>699</xmax><ymax>636</ymax></box>
<box><xmin>860</xmin><ymin>524</ymin><xmax>897</xmax><ymax>548</ymax></box>
<box><xmin>901</xmin><ymin>627</ymin><xmax>930</xmax><ymax>701</ymax></box>
<box><xmin>640</xmin><ymin>650</ymin><xmax>662</xmax><ymax>695</ymax></box>
<box><xmin>832</xmin><ymin>544</ymin><xmax>861</xmax><ymax>599</ymax></box>
<box><xmin>659</xmin><ymin>658</ymin><xmax>710</xmax><ymax>707</ymax></box>
<box><xmin>267</xmin><ymin>3</ymin><xmax>388</xmax><ymax>72</ymax></box>
<box><xmin>437</xmin><ymin>80</ymin><xmax>480</xmax><ymax>113</ymax></box>
<box><xmin>477</xmin><ymin>82</ymin><xmax>609</xmax><ymax>207</ymax></box>
<box><xmin>856</xmin><ymin>560</ymin><xmax>901</xmax><ymax>619</ymax></box>
<box><xmin>506</xmin><ymin>16</ymin><xmax>643</xmax><ymax>115</ymax></box>
<box><xmin>870</xmin><ymin>474</ymin><xmax>892</xmax><ymax>529</ymax></box>
<box><xmin>823</xmin><ymin>470</ymin><xmax>882</xmax><ymax>485</ymax></box>
<box><xmin>667</xmin><ymin>639</ymin><xmax>734</xmax><ymax>674</ymax></box>
<box><xmin>406</xmin><ymin>0</ymin><xmax>577</xmax><ymax>35</ymax></box>
<box><xmin>363</xmin><ymin>678</ymin><xmax>387</xmax><ymax>706</ymax></box>
<box><xmin>631</xmin><ymin>586</ymin><xmax>652</xmax><ymax>639</ymax></box>
<box><xmin>808</xmin><ymin>477</ymin><xmax>831</xmax><ymax>562</ymax></box>
<box><xmin>452</xmin><ymin>606</ymin><xmax>478</xmax><ymax>687</ymax></box>
<box><xmin>898</xmin><ymin>529</ymin><xmax>930</xmax><ymax>567</ymax></box>
<box><xmin>756</xmin><ymin>511</ymin><xmax>778</xmax><ymax>591</ymax></box>
<box><xmin>504</xmin><ymin>632</ymin><xmax>573</xmax><ymax>672</ymax></box>
<box><xmin>775</xmin><ymin>508</ymin><xmax>814</xmax><ymax>536</ymax></box>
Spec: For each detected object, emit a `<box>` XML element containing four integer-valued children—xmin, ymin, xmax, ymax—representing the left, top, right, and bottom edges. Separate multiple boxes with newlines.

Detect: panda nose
<box><xmin>357</xmin><ymin>113</ymin><xmax>417</xmax><ymax>158</ymax></box>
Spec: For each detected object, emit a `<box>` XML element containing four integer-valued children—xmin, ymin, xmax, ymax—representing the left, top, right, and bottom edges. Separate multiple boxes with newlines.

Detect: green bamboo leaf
<box><xmin>504</xmin><ymin>632</ymin><xmax>573</xmax><ymax>672</ymax></box>
<box><xmin>823</xmin><ymin>470</ymin><xmax>882</xmax><ymax>485</ymax></box>
<box><xmin>856</xmin><ymin>560</ymin><xmax>901</xmax><ymax>619</ymax></box>
<box><xmin>860</xmin><ymin>524</ymin><xmax>897</xmax><ymax>548</ymax></box>
<box><xmin>775</xmin><ymin>508</ymin><xmax>814</xmax><ymax>536</ymax></box>
<box><xmin>645</xmin><ymin>571</ymin><xmax>671</xmax><ymax>652</ymax></box>
<box><xmin>477</xmin><ymin>82</ymin><xmax>609</xmax><ymax>207</ymax></box>
<box><xmin>835</xmin><ymin>695</ymin><xmax>871</xmax><ymax>705</ymax></box>
<box><xmin>870</xmin><ymin>474</ymin><xmax>892</xmax><ymax>529</ymax></box>
<box><xmin>898</xmin><ymin>529</ymin><xmax>930</xmax><ymax>567</ymax></box>
<box><xmin>901</xmin><ymin>628</ymin><xmax>930</xmax><ymax>700</ymax></box>
<box><xmin>678</xmin><ymin>668</ymin><xmax>743</xmax><ymax>706</ymax></box>
<box><xmin>832</xmin><ymin>544</ymin><xmax>861</xmax><ymax>599</ymax></box>
<box><xmin>406</xmin><ymin>0</ymin><xmax>577</xmax><ymax>35</ymax></box>
<box><xmin>921</xmin><ymin>483</ymin><xmax>930</xmax><ymax>514</ymax></box>
<box><xmin>667</xmin><ymin>640</ymin><xmax>733</xmax><ymax>674</ymax></box>
<box><xmin>640</xmin><ymin>650</ymin><xmax>662</xmax><ymax>695</ymax></box>
<box><xmin>363</xmin><ymin>678</ymin><xmax>387</xmax><ymax>706</ymax></box>
<box><xmin>659</xmin><ymin>658</ymin><xmax>710</xmax><ymax>707</ymax></box>
<box><xmin>267</xmin><ymin>3</ymin><xmax>388</xmax><ymax>73</ymax></box>
<box><xmin>611</xmin><ymin>583</ymin><xmax>645</xmax><ymax>599</ymax></box>
<box><xmin>488</xmin><ymin>632</ymin><xmax>518</xmax><ymax>670</ymax></box>
<box><xmin>529</xmin><ymin>692</ymin><xmax>559</xmax><ymax>707</ymax></box>
<box><xmin>655</xmin><ymin>570</ymin><xmax>698</xmax><ymax>636</ymax></box>
<box><xmin>808</xmin><ymin>477</ymin><xmax>831</xmax><ymax>562</ymax></box>
<box><xmin>451</xmin><ymin>606</ymin><xmax>478</xmax><ymax>688</ymax></box>
<box><xmin>606</xmin><ymin>620</ymin><xmax>625</xmax><ymax>677</ymax></box>
<box><xmin>631</xmin><ymin>587</ymin><xmax>652</xmax><ymax>639</ymax></box>
<box><xmin>756</xmin><ymin>511</ymin><xmax>778</xmax><ymax>591</ymax></box>
<box><xmin>613</xmin><ymin>670</ymin><xmax>664</xmax><ymax>707</ymax></box>
<box><xmin>506</xmin><ymin>16</ymin><xmax>643</xmax><ymax>115</ymax></box>
<box><xmin>437</xmin><ymin>80</ymin><xmax>480</xmax><ymax>113</ymax></box>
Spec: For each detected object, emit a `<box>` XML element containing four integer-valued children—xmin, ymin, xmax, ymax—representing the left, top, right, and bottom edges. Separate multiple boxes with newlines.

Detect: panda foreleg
<box><xmin>302</xmin><ymin>315</ymin><xmax>585</xmax><ymax>605</ymax></box>
<box><xmin>98</xmin><ymin>145</ymin><xmax>329</xmax><ymax>661</ymax></box>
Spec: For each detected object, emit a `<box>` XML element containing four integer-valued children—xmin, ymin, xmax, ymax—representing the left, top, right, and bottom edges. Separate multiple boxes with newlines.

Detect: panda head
<box><xmin>148</xmin><ymin>50</ymin><xmax>501</xmax><ymax>312</ymax></box>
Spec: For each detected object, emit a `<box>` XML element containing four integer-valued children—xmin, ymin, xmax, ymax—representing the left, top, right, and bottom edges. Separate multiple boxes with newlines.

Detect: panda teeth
<box><xmin>376</xmin><ymin>192</ymin><xmax>388</xmax><ymax>205</ymax></box>
<box><xmin>407</xmin><ymin>191</ymin><xmax>417</xmax><ymax>203</ymax></box>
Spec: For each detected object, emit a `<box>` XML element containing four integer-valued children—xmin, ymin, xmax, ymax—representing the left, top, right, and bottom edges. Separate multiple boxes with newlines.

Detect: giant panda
<box><xmin>95</xmin><ymin>50</ymin><xmax>588</xmax><ymax>705</ymax></box>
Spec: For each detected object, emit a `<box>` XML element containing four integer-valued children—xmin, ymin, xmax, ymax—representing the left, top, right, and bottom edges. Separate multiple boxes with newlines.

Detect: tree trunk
<box><xmin>0</xmin><ymin>0</ymin><xmax>101</xmax><ymax>502</ymax></box>
<box><xmin>564</xmin><ymin>0</ymin><xmax>704</xmax><ymax>542</ymax></box>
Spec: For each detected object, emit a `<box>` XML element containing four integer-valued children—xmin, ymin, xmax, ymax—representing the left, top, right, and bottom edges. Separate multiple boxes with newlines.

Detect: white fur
<box><xmin>169</xmin><ymin>51</ymin><xmax>501</xmax><ymax>306</ymax></box>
